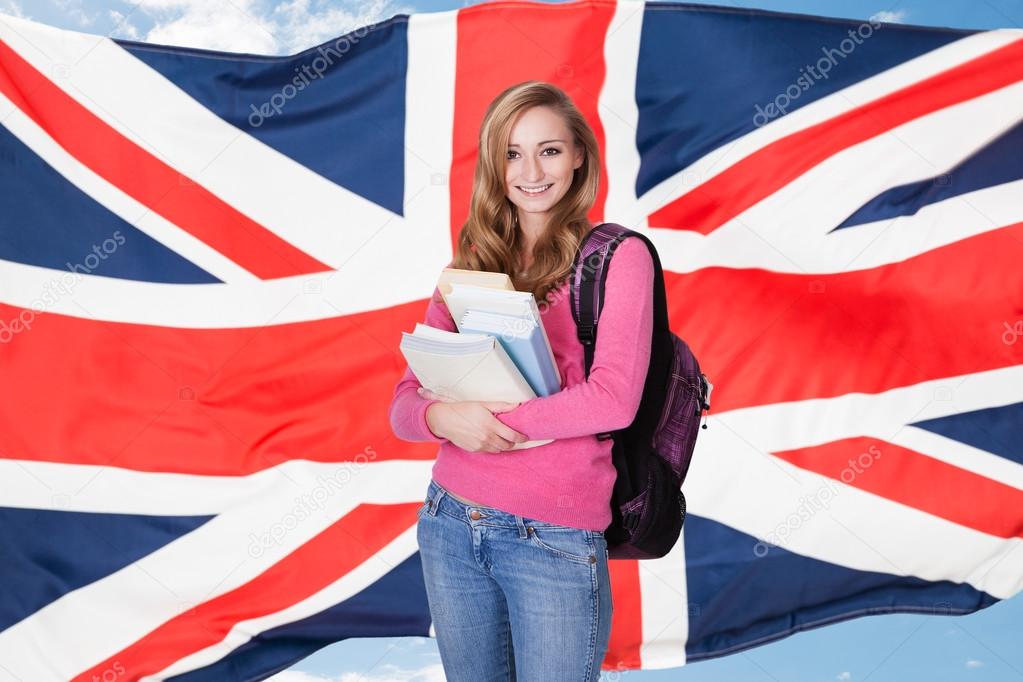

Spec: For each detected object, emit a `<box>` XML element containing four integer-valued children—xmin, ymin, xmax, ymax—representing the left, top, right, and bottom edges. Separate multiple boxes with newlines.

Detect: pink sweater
<box><xmin>388</xmin><ymin>235</ymin><xmax>654</xmax><ymax>530</ymax></box>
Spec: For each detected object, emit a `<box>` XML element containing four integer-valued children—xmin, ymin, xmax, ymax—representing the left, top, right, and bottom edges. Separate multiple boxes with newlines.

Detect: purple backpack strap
<box><xmin>570</xmin><ymin>222</ymin><xmax>634</xmax><ymax>350</ymax></box>
<box><xmin>569</xmin><ymin>223</ymin><xmax>636</xmax><ymax>440</ymax></box>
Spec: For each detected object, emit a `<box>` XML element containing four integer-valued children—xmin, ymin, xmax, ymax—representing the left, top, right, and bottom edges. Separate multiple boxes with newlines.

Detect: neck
<box><xmin>517</xmin><ymin>211</ymin><xmax>546</xmax><ymax>254</ymax></box>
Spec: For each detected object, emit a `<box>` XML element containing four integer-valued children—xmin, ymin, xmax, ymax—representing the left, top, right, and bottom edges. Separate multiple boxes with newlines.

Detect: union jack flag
<box><xmin>1</xmin><ymin>1</ymin><xmax>1021</xmax><ymax>679</ymax></box>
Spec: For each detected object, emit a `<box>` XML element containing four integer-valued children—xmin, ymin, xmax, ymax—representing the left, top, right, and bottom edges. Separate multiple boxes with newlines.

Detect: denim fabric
<box><xmin>416</xmin><ymin>479</ymin><xmax>613</xmax><ymax>681</ymax></box>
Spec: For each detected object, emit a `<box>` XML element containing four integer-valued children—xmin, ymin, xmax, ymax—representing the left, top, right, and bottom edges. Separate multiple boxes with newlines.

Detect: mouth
<box><xmin>517</xmin><ymin>183</ymin><xmax>553</xmax><ymax>196</ymax></box>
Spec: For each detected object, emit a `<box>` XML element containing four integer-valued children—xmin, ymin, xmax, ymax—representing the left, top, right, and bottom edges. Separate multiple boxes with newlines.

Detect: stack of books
<box><xmin>398</xmin><ymin>268</ymin><xmax>562</xmax><ymax>450</ymax></box>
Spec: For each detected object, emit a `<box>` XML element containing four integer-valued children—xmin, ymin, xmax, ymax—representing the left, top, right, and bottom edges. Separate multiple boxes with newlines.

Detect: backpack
<box><xmin>569</xmin><ymin>223</ymin><xmax>712</xmax><ymax>560</ymax></box>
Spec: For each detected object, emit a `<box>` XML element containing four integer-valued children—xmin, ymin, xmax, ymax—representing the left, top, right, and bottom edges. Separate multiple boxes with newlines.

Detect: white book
<box><xmin>399</xmin><ymin>323</ymin><xmax>553</xmax><ymax>450</ymax></box>
<box><xmin>444</xmin><ymin>283</ymin><xmax>561</xmax><ymax>387</ymax></box>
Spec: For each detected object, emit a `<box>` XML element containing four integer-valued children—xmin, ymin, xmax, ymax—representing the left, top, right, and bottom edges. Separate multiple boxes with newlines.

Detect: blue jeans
<box><xmin>416</xmin><ymin>478</ymin><xmax>613</xmax><ymax>681</ymax></box>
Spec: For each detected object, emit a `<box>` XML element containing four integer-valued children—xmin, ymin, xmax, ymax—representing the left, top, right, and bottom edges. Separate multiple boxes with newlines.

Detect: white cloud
<box><xmin>966</xmin><ymin>659</ymin><xmax>985</xmax><ymax>668</ymax></box>
<box><xmin>53</xmin><ymin>0</ymin><xmax>98</xmax><ymax>26</ymax></box>
<box><xmin>134</xmin><ymin>0</ymin><xmax>278</xmax><ymax>54</ymax></box>
<box><xmin>267</xmin><ymin>663</ymin><xmax>446</xmax><ymax>682</ymax></box>
<box><xmin>271</xmin><ymin>0</ymin><xmax>415</xmax><ymax>55</ymax></box>
<box><xmin>0</xmin><ymin>0</ymin><xmax>28</xmax><ymax>18</ymax></box>
<box><xmin>837</xmin><ymin>673</ymin><xmax>851</xmax><ymax>681</ymax></box>
<box><xmin>108</xmin><ymin>9</ymin><xmax>141</xmax><ymax>39</ymax></box>
<box><xmin>119</xmin><ymin>0</ymin><xmax>415</xmax><ymax>55</ymax></box>
<box><xmin>870</xmin><ymin>9</ymin><xmax>908</xmax><ymax>24</ymax></box>
<box><xmin>339</xmin><ymin>663</ymin><xmax>446</xmax><ymax>682</ymax></box>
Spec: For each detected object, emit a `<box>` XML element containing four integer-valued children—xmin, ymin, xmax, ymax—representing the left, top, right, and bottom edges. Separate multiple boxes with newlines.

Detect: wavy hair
<box><xmin>449</xmin><ymin>81</ymin><xmax>601</xmax><ymax>303</ymax></box>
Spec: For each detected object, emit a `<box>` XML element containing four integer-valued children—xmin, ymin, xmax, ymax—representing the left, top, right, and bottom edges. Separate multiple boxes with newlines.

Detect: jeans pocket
<box><xmin>526</xmin><ymin>525</ymin><xmax>595</xmax><ymax>565</ymax></box>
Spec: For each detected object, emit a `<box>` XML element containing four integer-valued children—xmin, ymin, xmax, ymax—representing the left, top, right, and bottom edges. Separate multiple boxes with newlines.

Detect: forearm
<box><xmin>495</xmin><ymin>342</ymin><xmax>651</xmax><ymax>440</ymax></box>
<box><xmin>389</xmin><ymin>367</ymin><xmax>449</xmax><ymax>442</ymax></box>
<box><xmin>495</xmin><ymin>237</ymin><xmax>655</xmax><ymax>441</ymax></box>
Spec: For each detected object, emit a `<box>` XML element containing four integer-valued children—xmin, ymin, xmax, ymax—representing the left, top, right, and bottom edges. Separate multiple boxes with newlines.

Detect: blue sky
<box><xmin>6</xmin><ymin>0</ymin><xmax>1022</xmax><ymax>53</ymax></box>
<box><xmin>4</xmin><ymin>0</ymin><xmax>1021</xmax><ymax>680</ymax></box>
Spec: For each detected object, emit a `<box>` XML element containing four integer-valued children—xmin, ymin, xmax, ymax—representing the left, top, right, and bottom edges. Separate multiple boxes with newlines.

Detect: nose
<box><xmin>523</xmin><ymin>155</ymin><xmax>544</xmax><ymax>183</ymax></box>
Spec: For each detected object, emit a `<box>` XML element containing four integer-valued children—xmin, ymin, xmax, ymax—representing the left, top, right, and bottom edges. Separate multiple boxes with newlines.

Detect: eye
<box><xmin>506</xmin><ymin>148</ymin><xmax>561</xmax><ymax>159</ymax></box>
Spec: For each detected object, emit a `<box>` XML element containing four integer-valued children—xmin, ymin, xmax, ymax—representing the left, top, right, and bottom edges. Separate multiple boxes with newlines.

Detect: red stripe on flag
<box><xmin>450</xmin><ymin>0</ymin><xmax>616</xmax><ymax>248</ymax></box>
<box><xmin>4</xmin><ymin>221</ymin><xmax>1022</xmax><ymax>473</ymax></box>
<box><xmin>0</xmin><ymin>39</ymin><xmax>332</xmax><ymax>279</ymax></box>
<box><xmin>70</xmin><ymin>502</ymin><xmax>419</xmax><ymax>682</ymax></box>
<box><xmin>3</xmin><ymin>221</ymin><xmax>1021</xmax><ymax>474</ymax></box>
<box><xmin>667</xmin><ymin>221</ymin><xmax>1023</xmax><ymax>414</ymax></box>
<box><xmin>773</xmin><ymin>436</ymin><xmax>1023</xmax><ymax>538</ymax></box>
<box><xmin>650</xmin><ymin>37</ymin><xmax>1023</xmax><ymax>234</ymax></box>
<box><xmin>0</xmin><ymin>298</ymin><xmax>439</xmax><ymax>474</ymax></box>
<box><xmin>604</xmin><ymin>560</ymin><xmax>644</xmax><ymax>671</ymax></box>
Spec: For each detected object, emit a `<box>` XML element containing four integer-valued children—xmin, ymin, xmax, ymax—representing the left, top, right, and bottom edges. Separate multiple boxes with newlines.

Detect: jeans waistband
<box><xmin>423</xmin><ymin>479</ymin><xmax>601</xmax><ymax>538</ymax></box>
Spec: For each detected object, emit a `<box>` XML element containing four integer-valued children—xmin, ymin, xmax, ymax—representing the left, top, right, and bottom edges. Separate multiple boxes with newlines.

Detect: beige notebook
<box><xmin>437</xmin><ymin>267</ymin><xmax>516</xmax><ymax>299</ymax></box>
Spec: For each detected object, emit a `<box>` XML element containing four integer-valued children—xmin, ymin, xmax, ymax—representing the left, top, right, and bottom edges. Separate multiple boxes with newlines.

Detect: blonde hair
<box><xmin>449</xmin><ymin>81</ymin><xmax>601</xmax><ymax>302</ymax></box>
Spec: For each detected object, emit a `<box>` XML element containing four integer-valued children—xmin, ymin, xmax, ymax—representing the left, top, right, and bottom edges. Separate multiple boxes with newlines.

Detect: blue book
<box><xmin>459</xmin><ymin>309</ymin><xmax>561</xmax><ymax>397</ymax></box>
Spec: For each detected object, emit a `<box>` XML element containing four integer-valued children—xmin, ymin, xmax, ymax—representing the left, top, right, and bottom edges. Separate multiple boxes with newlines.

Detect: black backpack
<box><xmin>569</xmin><ymin>223</ymin><xmax>712</xmax><ymax>560</ymax></box>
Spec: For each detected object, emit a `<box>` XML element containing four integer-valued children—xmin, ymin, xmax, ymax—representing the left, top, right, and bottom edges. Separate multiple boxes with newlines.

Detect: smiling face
<box><xmin>504</xmin><ymin>105</ymin><xmax>584</xmax><ymax>229</ymax></box>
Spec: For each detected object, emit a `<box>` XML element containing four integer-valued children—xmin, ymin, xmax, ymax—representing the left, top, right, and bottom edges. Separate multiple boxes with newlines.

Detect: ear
<box><xmin>573</xmin><ymin>144</ymin><xmax>584</xmax><ymax>170</ymax></box>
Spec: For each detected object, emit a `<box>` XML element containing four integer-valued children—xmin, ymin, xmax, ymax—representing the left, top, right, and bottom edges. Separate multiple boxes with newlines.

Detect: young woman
<box><xmin>388</xmin><ymin>80</ymin><xmax>654</xmax><ymax>681</ymax></box>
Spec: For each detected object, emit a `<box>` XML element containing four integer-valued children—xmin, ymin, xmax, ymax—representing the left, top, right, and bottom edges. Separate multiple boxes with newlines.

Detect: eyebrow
<box><xmin>508</xmin><ymin>139</ymin><xmax>567</xmax><ymax>147</ymax></box>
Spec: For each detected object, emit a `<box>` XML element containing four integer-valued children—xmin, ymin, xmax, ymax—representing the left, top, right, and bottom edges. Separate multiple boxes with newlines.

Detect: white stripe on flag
<box><xmin>0</xmin><ymin>90</ymin><xmax>259</xmax><ymax>284</ymax></box>
<box><xmin>638</xmin><ymin>526</ymin><xmax>689</xmax><ymax>669</ymax></box>
<box><xmin>1</xmin><ymin>157</ymin><xmax>1020</xmax><ymax>325</ymax></box>
<box><xmin>0</xmin><ymin>456</ymin><xmax>434</xmax><ymax>515</ymax></box>
<box><xmin>640</xmin><ymin>76</ymin><xmax>1023</xmax><ymax>275</ymax></box>
<box><xmin>600</xmin><ymin>0</ymin><xmax>646</xmax><ymax>227</ymax></box>
<box><xmin>713</xmin><ymin>363</ymin><xmax>1023</xmax><ymax>457</ymax></box>
<box><xmin>635</xmin><ymin>28</ymin><xmax>1023</xmax><ymax>220</ymax></box>
<box><xmin>717</xmin><ymin>82</ymin><xmax>1023</xmax><ymax>265</ymax></box>
<box><xmin>890</xmin><ymin>426</ymin><xmax>1023</xmax><ymax>492</ymax></box>
<box><xmin>143</xmin><ymin>524</ymin><xmax>424</xmax><ymax>681</ymax></box>
<box><xmin>686</xmin><ymin>364</ymin><xmax>1023</xmax><ymax>599</ymax></box>
<box><xmin>646</xmin><ymin>176</ymin><xmax>1023</xmax><ymax>275</ymax></box>
<box><xmin>0</xmin><ymin>459</ymin><xmax>433</xmax><ymax>680</ymax></box>
<box><xmin>0</xmin><ymin>12</ymin><xmax>451</xmax><ymax>276</ymax></box>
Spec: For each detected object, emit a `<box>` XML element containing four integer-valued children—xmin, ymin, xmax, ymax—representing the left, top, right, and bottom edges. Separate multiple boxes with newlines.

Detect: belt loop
<box><xmin>426</xmin><ymin>482</ymin><xmax>446</xmax><ymax>517</ymax></box>
<box><xmin>515</xmin><ymin>515</ymin><xmax>527</xmax><ymax>539</ymax></box>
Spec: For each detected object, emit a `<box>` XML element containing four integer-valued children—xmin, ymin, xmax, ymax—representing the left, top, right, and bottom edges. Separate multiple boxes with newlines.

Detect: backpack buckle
<box><xmin>578</xmin><ymin>323</ymin><xmax>595</xmax><ymax>344</ymax></box>
<box><xmin>622</xmin><ymin>511</ymin><xmax>639</xmax><ymax>532</ymax></box>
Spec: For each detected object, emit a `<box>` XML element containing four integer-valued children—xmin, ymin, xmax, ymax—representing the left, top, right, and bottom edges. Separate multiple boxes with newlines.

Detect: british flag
<box><xmin>1</xmin><ymin>0</ymin><xmax>1022</xmax><ymax>679</ymax></box>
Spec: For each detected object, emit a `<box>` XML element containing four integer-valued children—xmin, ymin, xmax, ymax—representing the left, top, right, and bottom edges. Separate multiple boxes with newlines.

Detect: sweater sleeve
<box><xmin>494</xmin><ymin>236</ymin><xmax>655</xmax><ymax>440</ymax></box>
<box><xmin>387</xmin><ymin>285</ymin><xmax>458</xmax><ymax>443</ymax></box>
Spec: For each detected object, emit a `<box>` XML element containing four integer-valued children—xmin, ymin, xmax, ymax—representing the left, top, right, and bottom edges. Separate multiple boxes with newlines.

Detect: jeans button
<box><xmin>469</xmin><ymin>510</ymin><xmax>481</xmax><ymax>520</ymax></box>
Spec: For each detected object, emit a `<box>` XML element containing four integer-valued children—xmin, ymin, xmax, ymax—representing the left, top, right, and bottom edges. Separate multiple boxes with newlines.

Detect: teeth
<box><xmin>520</xmin><ymin>184</ymin><xmax>552</xmax><ymax>194</ymax></box>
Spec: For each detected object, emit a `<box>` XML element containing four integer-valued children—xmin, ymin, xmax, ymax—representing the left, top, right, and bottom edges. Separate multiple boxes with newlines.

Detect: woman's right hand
<box><xmin>422</xmin><ymin>391</ymin><xmax>528</xmax><ymax>453</ymax></box>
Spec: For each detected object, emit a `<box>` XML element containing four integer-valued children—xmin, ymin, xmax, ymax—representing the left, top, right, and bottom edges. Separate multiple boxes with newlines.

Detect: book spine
<box><xmin>526</xmin><ymin>297</ymin><xmax>561</xmax><ymax>386</ymax></box>
<box><xmin>489</xmin><ymin>339</ymin><xmax>539</xmax><ymax>400</ymax></box>
<box><xmin>527</xmin><ymin>328</ymin><xmax>561</xmax><ymax>396</ymax></box>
